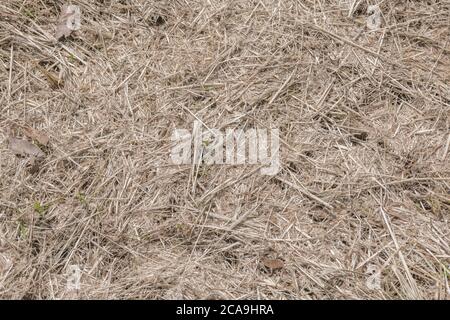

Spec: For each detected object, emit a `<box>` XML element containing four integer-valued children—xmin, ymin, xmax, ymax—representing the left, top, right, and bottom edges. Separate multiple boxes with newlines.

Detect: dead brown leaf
<box><xmin>8</xmin><ymin>137</ymin><xmax>45</xmax><ymax>158</ymax></box>
<box><xmin>55</xmin><ymin>5</ymin><xmax>78</xmax><ymax>41</ymax></box>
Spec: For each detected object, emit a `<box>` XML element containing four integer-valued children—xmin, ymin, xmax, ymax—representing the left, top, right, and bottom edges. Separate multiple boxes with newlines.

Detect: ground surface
<box><xmin>0</xmin><ymin>0</ymin><xmax>449</xmax><ymax>299</ymax></box>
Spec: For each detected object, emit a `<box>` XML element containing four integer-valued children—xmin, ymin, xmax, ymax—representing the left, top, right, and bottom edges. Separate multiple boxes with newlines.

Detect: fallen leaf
<box><xmin>22</xmin><ymin>126</ymin><xmax>49</xmax><ymax>146</ymax></box>
<box><xmin>8</xmin><ymin>137</ymin><xmax>45</xmax><ymax>158</ymax></box>
<box><xmin>55</xmin><ymin>5</ymin><xmax>79</xmax><ymax>41</ymax></box>
<box><xmin>261</xmin><ymin>258</ymin><xmax>284</xmax><ymax>271</ymax></box>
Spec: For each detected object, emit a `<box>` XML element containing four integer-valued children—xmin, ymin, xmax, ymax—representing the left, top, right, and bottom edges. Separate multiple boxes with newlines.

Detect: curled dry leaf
<box><xmin>8</xmin><ymin>137</ymin><xmax>45</xmax><ymax>158</ymax></box>
<box><xmin>261</xmin><ymin>258</ymin><xmax>284</xmax><ymax>271</ymax></box>
<box><xmin>55</xmin><ymin>4</ymin><xmax>80</xmax><ymax>41</ymax></box>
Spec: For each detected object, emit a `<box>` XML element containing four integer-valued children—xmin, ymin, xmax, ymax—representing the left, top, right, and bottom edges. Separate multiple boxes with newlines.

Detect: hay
<box><xmin>0</xmin><ymin>0</ymin><xmax>449</xmax><ymax>299</ymax></box>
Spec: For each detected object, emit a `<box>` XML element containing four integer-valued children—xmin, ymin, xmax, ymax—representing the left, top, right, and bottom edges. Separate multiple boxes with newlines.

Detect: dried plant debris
<box><xmin>0</xmin><ymin>0</ymin><xmax>449</xmax><ymax>300</ymax></box>
<box><xmin>55</xmin><ymin>4</ymin><xmax>80</xmax><ymax>41</ymax></box>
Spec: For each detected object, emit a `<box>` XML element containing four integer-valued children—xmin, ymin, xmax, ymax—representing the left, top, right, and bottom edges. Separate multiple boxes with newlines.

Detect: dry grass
<box><xmin>0</xmin><ymin>0</ymin><xmax>449</xmax><ymax>300</ymax></box>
